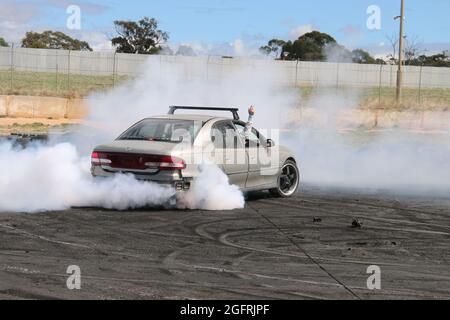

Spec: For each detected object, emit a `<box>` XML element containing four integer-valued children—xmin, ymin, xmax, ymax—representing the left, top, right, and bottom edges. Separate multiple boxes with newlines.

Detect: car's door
<box><xmin>210</xmin><ymin>120</ymin><xmax>249</xmax><ymax>188</ymax></box>
<box><xmin>233</xmin><ymin>121</ymin><xmax>275</xmax><ymax>189</ymax></box>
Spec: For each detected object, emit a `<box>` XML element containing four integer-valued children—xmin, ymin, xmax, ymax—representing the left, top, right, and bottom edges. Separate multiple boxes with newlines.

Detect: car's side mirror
<box><xmin>267</xmin><ymin>139</ymin><xmax>275</xmax><ymax>147</ymax></box>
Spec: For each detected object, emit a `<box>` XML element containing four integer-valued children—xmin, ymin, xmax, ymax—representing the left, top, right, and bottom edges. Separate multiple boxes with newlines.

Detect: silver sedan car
<box><xmin>91</xmin><ymin>106</ymin><xmax>299</xmax><ymax>197</ymax></box>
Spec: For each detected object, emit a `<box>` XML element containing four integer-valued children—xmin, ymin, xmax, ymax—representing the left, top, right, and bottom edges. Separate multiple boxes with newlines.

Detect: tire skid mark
<box><xmin>215</xmin><ymin>225</ymin><xmax>434</xmax><ymax>268</ymax></box>
<box><xmin>173</xmin><ymin>261</ymin><xmax>345</xmax><ymax>288</ymax></box>
<box><xmin>285</xmin><ymin>196</ymin><xmax>450</xmax><ymax>221</ymax></box>
<box><xmin>167</xmin><ymin>260</ymin><xmax>449</xmax><ymax>299</ymax></box>
<box><xmin>57</xmin><ymin>211</ymin><xmax>197</xmax><ymax>236</ymax></box>
<box><xmin>247</xmin><ymin>203</ymin><xmax>361</xmax><ymax>299</ymax></box>
<box><xmin>165</xmin><ymin>204</ymin><xmax>448</xmax><ymax>273</ymax></box>
<box><xmin>0</xmin><ymin>223</ymin><xmax>91</xmax><ymax>249</ymax></box>
<box><xmin>219</xmin><ymin>287</ymin><xmax>318</xmax><ymax>299</ymax></box>
<box><xmin>1</xmin><ymin>191</ymin><xmax>448</xmax><ymax>299</ymax></box>
<box><xmin>2</xmin><ymin>266</ymin><xmax>316</xmax><ymax>297</ymax></box>
<box><xmin>0</xmin><ymin>222</ymin><xmax>191</xmax><ymax>263</ymax></box>
<box><xmin>230</xmin><ymin>252</ymin><xmax>254</xmax><ymax>280</ymax></box>
<box><xmin>258</xmin><ymin>198</ymin><xmax>450</xmax><ymax>232</ymax></box>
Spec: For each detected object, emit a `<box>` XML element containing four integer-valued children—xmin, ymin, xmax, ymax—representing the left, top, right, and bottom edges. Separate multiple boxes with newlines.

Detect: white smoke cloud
<box><xmin>0</xmin><ymin>140</ymin><xmax>245</xmax><ymax>213</ymax></box>
<box><xmin>0</xmin><ymin>142</ymin><xmax>174</xmax><ymax>212</ymax></box>
<box><xmin>85</xmin><ymin>56</ymin><xmax>295</xmax><ymax>145</ymax></box>
<box><xmin>283</xmin><ymin>88</ymin><xmax>450</xmax><ymax>194</ymax></box>
<box><xmin>72</xmin><ymin>56</ymin><xmax>450</xmax><ymax>198</ymax></box>
<box><xmin>178</xmin><ymin>163</ymin><xmax>245</xmax><ymax>210</ymax></box>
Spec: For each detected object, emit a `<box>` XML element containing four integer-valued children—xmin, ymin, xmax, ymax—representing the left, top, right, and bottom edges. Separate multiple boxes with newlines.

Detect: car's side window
<box><xmin>233</xmin><ymin>121</ymin><xmax>266</xmax><ymax>148</ymax></box>
<box><xmin>211</xmin><ymin>121</ymin><xmax>242</xmax><ymax>149</ymax></box>
<box><xmin>211</xmin><ymin>123</ymin><xmax>224</xmax><ymax>148</ymax></box>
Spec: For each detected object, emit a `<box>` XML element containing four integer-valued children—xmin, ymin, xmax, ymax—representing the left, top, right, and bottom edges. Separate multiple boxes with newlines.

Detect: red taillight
<box><xmin>145</xmin><ymin>155</ymin><xmax>186</xmax><ymax>170</ymax></box>
<box><xmin>91</xmin><ymin>152</ymin><xmax>185</xmax><ymax>171</ymax></box>
<box><xmin>91</xmin><ymin>151</ymin><xmax>111</xmax><ymax>166</ymax></box>
<box><xmin>91</xmin><ymin>151</ymin><xmax>100</xmax><ymax>166</ymax></box>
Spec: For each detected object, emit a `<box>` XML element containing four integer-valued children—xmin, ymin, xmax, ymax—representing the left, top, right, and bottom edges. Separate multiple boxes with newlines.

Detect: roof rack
<box><xmin>168</xmin><ymin>106</ymin><xmax>240</xmax><ymax>120</ymax></box>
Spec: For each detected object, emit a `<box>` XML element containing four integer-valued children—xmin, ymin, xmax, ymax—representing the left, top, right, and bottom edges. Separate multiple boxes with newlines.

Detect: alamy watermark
<box><xmin>66</xmin><ymin>5</ymin><xmax>81</xmax><ymax>30</ymax></box>
<box><xmin>366</xmin><ymin>265</ymin><xmax>381</xmax><ymax>290</ymax></box>
<box><xmin>367</xmin><ymin>5</ymin><xmax>381</xmax><ymax>30</ymax></box>
<box><xmin>66</xmin><ymin>265</ymin><xmax>81</xmax><ymax>290</ymax></box>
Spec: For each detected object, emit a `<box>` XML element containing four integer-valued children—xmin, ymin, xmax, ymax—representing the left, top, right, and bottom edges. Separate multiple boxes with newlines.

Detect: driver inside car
<box><xmin>243</xmin><ymin>105</ymin><xmax>255</xmax><ymax>147</ymax></box>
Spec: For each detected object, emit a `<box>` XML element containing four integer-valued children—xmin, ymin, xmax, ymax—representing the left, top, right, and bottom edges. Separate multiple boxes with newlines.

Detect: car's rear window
<box><xmin>117</xmin><ymin>119</ymin><xmax>202</xmax><ymax>143</ymax></box>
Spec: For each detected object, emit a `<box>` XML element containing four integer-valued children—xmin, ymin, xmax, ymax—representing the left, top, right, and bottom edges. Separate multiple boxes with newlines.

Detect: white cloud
<box><xmin>0</xmin><ymin>0</ymin><xmax>111</xmax><ymax>48</ymax></box>
<box><xmin>44</xmin><ymin>0</ymin><xmax>110</xmax><ymax>15</ymax></box>
<box><xmin>0</xmin><ymin>21</ymin><xmax>23</xmax><ymax>44</ymax></box>
<box><xmin>288</xmin><ymin>24</ymin><xmax>314</xmax><ymax>40</ymax></box>
<box><xmin>0</xmin><ymin>0</ymin><xmax>44</xmax><ymax>44</ymax></box>
<box><xmin>339</xmin><ymin>25</ymin><xmax>363</xmax><ymax>38</ymax></box>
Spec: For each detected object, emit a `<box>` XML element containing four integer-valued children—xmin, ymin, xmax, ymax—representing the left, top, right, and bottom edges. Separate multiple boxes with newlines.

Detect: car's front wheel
<box><xmin>269</xmin><ymin>160</ymin><xmax>299</xmax><ymax>198</ymax></box>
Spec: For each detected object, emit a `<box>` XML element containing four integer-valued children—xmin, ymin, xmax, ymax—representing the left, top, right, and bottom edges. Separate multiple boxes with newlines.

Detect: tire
<box><xmin>269</xmin><ymin>160</ymin><xmax>299</xmax><ymax>198</ymax></box>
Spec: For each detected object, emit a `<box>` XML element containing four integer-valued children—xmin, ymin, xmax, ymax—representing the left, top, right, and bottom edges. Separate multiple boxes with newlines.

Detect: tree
<box><xmin>259</xmin><ymin>31</ymin><xmax>386</xmax><ymax>64</ymax></box>
<box><xmin>21</xmin><ymin>31</ymin><xmax>92</xmax><ymax>50</ymax></box>
<box><xmin>259</xmin><ymin>31</ymin><xmax>338</xmax><ymax>61</ymax></box>
<box><xmin>375</xmin><ymin>58</ymin><xmax>387</xmax><ymax>65</ymax></box>
<box><xmin>404</xmin><ymin>35</ymin><xmax>422</xmax><ymax>65</ymax></box>
<box><xmin>112</xmin><ymin>17</ymin><xmax>168</xmax><ymax>54</ymax></box>
<box><xmin>259</xmin><ymin>39</ymin><xmax>286</xmax><ymax>59</ymax></box>
<box><xmin>411</xmin><ymin>51</ymin><xmax>450</xmax><ymax>67</ymax></box>
<box><xmin>351</xmin><ymin>49</ymin><xmax>376</xmax><ymax>64</ymax></box>
<box><xmin>385</xmin><ymin>33</ymin><xmax>399</xmax><ymax>64</ymax></box>
<box><xmin>0</xmin><ymin>37</ymin><xmax>8</xmax><ymax>47</ymax></box>
<box><xmin>281</xmin><ymin>31</ymin><xmax>337</xmax><ymax>61</ymax></box>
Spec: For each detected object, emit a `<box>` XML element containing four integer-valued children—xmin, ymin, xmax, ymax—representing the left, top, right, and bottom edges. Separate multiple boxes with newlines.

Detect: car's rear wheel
<box><xmin>269</xmin><ymin>160</ymin><xmax>299</xmax><ymax>198</ymax></box>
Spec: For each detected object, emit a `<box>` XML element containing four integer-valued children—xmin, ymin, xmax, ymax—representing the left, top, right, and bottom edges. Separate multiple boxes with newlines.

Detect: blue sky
<box><xmin>1</xmin><ymin>0</ymin><xmax>449</xmax><ymax>56</ymax></box>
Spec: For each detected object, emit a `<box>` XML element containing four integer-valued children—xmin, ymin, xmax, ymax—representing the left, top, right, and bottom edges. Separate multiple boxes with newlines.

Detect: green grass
<box><xmin>0</xmin><ymin>70</ymin><xmax>129</xmax><ymax>98</ymax></box>
<box><xmin>0</xmin><ymin>122</ymin><xmax>81</xmax><ymax>135</ymax></box>
<box><xmin>0</xmin><ymin>69</ymin><xmax>449</xmax><ymax>110</ymax></box>
<box><xmin>299</xmin><ymin>86</ymin><xmax>450</xmax><ymax>110</ymax></box>
<box><xmin>0</xmin><ymin>122</ymin><xmax>49</xmax><ymax>134</ymax></box>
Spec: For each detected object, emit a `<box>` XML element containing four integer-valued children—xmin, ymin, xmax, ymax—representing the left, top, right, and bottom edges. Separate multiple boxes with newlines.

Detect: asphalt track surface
<box><xmin>0</xmin><ymin>186</ymin><xmax>449</xmax><ymax>300</ymax></box>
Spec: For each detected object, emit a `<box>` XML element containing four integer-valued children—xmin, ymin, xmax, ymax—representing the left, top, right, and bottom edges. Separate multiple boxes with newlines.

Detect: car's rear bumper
<box><xmin>91</xmin><ymin>166</ymin><xmax>192</xmax><ymax>191</ymax></box>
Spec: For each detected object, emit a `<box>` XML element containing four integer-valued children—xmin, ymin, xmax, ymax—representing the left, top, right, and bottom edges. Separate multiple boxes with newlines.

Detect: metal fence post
<box><xmin>378</xmin><ymin>63</ymin><xmax>383</xmax><ymax>107</ymax></box>
<box><xmin>206</xmin><ymin>55</ymin><xmax>210</xmax><ymax>80</ymax></box>
<box><xmin>54</xmin><ymin>48</ymin><xmax>58</xmax><ymax>93</ymax></box>
<box><xmin>295</xmin><ymin>60</ymin><xmax>299</xmax><ymax>87</ymax></box>
<box><xmin>112</xmin><ymin>50</ymin><xmax>117</xmax><ymax>87</ymax></box>
<box><xmin>67</xmin><ymin>50</ymin><xmax>71</xmax><ymax>91</ymax></box>
<box><xmin>336</xmin><ymin>62</ymin><xmax>340</xmax><ymax>88</ymax></box>
<box><xmin>56</xmin><ymin>62</ymin><xmax>59</xmax><ymax>93</ymax></box>
<box><xmin>10</xmin><ymin>43</ymin><xmax>14</xmax><ymax>91</ymax></box>
<box><xmin>418</xmin><ymin>64</ymin><xmax>423</xmax><ymax>107</ymax></box>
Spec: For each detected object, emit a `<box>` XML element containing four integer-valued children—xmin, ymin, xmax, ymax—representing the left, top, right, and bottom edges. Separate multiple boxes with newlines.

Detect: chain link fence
<box><xmin>0</xmin><ymin>46</ymin><xmax>449</xmax><ymax>109</ymax></box>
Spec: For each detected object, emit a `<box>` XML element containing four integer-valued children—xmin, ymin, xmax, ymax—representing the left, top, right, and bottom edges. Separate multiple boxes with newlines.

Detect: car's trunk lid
<box><xmin>93</xmin><ymin>140</ymin><xmax>186</xmax><ymax>171</ymax></box>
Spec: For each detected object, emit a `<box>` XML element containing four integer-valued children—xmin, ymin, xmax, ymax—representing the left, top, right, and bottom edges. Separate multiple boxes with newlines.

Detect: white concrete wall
<box><xmin>0</xmin><ymin>95</ymin><xmax>87</xmax><ymax>119</ymax></box>
<box><xmin>0</xmin><ymin>96</ymin><xmax>7</xmax><ymax>116</ymax></box>
<box><xmin>1</xmin><ymin>47</ymin><xmax>450</xmax><ymax>88</ymax></box>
